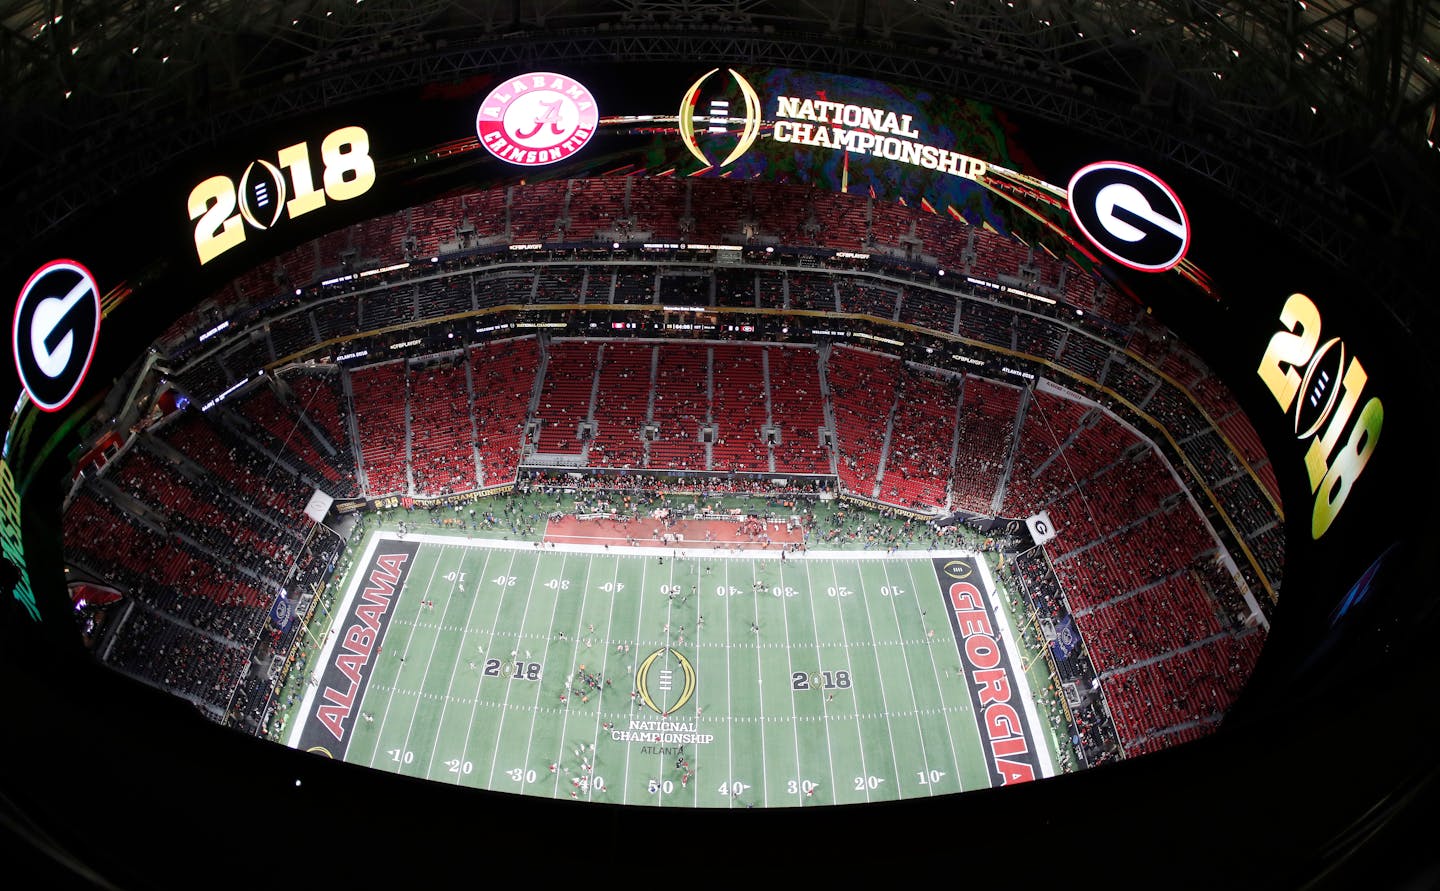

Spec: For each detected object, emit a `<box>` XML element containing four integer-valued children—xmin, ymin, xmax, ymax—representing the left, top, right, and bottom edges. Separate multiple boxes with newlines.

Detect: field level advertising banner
<box><xmin>294</xmin><ymin>538</ymin><xmax>420</xmax><ymax>759</ymax></box>
<box><xmin>932</xmin><ymin>556</ymin><xmax>1042</xmax><ymax>785</ymax></box>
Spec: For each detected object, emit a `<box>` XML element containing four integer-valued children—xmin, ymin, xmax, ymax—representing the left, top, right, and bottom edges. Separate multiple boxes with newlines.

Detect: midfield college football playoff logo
<box><xmin>476</xmin><ymin>72</ymin><xmax>599</xmax><ymax>167</ymax></box>
<box><xmin>636</xmin><ymin>647</ymin><xmax>697</xmax><ymax>715</ymax></box>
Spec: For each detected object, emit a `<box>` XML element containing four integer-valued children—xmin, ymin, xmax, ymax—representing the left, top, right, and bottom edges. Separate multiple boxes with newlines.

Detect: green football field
<box><xmin>287</xmin><ymin>530</ymin><xmax>1055</xmax><ymax>807</ymax></box>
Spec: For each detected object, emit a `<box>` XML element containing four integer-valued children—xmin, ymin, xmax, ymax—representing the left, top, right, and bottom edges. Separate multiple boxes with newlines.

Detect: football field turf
<box><xmin>288</xmin><ymin>530</ymin><xmax>1055</xmax><ymax>807</ymax></box>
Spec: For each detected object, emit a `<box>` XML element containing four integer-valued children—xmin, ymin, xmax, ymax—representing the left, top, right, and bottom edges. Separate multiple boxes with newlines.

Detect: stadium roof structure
<box><xmin>1</xmin><ymin>0</ymin><xmax>1438</xmax><ymax>330</ymax></box>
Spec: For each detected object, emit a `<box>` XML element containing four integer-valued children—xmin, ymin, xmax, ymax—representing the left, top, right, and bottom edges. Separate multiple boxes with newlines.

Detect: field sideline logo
<box><xmin>678</xmin><ymin>68</ymin><xmax>763</xmax><ymax>169</ymax></box>
<box><xmin>941</xmin><ymin>559</ymin><xmax>973</xmax><ymax>580</ymax></box>
<box><xmin>477</xmin><ymin>72</ymin><xmax>598</xmax><ymax>167</ymax></box>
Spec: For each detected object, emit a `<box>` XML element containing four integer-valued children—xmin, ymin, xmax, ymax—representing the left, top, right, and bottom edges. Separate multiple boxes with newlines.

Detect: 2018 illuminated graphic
<box><xmin>1067</xmin><ymin>161</ymin><xmax>1190</xmax><ymax>272</ymax></box>
<box><xmin>476</xmin><ymin>72</ymin><xmax>598</xmax><ymax>167</ymax></box>
<box><xmin>187</xmin><ymin>125</ymin><xmax>376</xmax><ymax>265</ymax></box>
<box><xmin>1257</xmin><ymin>292</ymin><xmax>1382</xmax><ymax>538</ymax></box>
<box><xmin>11</xmin><ymin>259</ymin><xmax>101</xmax><ymax>414</ymax></box>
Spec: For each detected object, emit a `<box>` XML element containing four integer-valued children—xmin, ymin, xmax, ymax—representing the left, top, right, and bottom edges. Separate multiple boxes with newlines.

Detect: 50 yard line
<box><xmin>620</xmin><ymin>555</ymin><xmax>650</xmax><ymax>806</ymax></box>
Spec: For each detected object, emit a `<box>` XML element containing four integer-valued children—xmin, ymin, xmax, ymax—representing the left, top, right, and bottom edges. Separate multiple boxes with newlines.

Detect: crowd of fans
<box><xmin>71</xmin><ymin>178</ymin><xmax>1288</xmax><ymax>763</ymax></box>
<box><xmin>829</xmin><ymin>346</ymin><xmax>899</xmax><ymax>497</ymax></box>
<box><xmin>62</xmin><ymin>397</ymin><xmax>364</xmax><ymax>715</ymax></box>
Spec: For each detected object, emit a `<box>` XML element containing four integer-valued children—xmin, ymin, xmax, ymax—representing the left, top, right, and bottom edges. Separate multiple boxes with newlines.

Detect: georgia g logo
<box><xmin>476</xmin><ymin>72</ymin><xmax>599</xmax><ymax>167</ymax></box>
<box><xmin>12</xmin><ymin>259</ymin><xmax>101</xmax><ymax>413</ymax></box>
<box><xmin>1067</xmin><ymin>161</ymin><xmax>1190</xmax><ymax>272</ymax></box>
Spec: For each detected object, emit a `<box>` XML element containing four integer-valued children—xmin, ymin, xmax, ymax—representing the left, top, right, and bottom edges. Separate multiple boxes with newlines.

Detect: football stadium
<box><xmin>2</xmin><ymin>1</ymin><xmax>1438</xmax><ymax>887</ymax></box>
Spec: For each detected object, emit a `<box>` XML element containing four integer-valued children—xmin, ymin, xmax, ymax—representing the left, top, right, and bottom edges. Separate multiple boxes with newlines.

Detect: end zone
<box><xmin>933</xmin><ymin>555</ymin><xmax>1056</xmax><ymax>784</ymax></box>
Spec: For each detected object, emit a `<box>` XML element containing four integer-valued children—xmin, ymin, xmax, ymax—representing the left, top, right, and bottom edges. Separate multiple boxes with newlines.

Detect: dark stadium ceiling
<box><xmin>2</xmin><ymin>1</ymin><xmax>1438</xmax><ymax>327</ymax></box>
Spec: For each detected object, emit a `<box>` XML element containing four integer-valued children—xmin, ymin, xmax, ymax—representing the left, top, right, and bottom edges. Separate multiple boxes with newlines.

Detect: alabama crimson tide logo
<box><xmin>476</xmin><ymin>72</ymin><xmax>599</xmax><ymax>167</ymax></box>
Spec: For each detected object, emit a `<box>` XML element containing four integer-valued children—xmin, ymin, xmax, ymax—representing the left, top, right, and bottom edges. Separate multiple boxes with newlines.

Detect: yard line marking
<box><xmin>394</xmin><ymin>547</ymin><xmax>459</xmax><ymax>778</ymax></box>
<box><xmin>453</xmin><ymin>548</ymin><xmax>514</xmax><ymax>784</ymax></box>
<box><xmin>550</xmin><ymin>549</ymin><xmax>599</xmax><ymax>799</ymax></box>
<box><xmin>423</xmin><ymin>547</ymin><xmax>490</xmax><ymax>781</ymax></box>
<box><xmin>519</xmin><ymin>551</ymin><xmax>572</xmax><ymax>796</ymax></box>
<box><xmin>835</xmin><ymin>558</ymin><xmax>902</xmax><ymax>799</ymax></box>
<box><xmin>582</xmin><ymin>550</ymin><xmax>624</xmax><ymax>803</ymax></box>
<box><xmin>656</xmin><ymin>556</ymin><xmax>677</xmax><ymax>806</ymax></box>
<box><xmin>853</xmin><ymin>558</ymin><xmax>925</xmax><ymax>798</ymax></box>
<box><xmin>485</xmin><ymin>550</ymin><xmax>544</xmax><ymax>790</ymax></box>
<box><xmin>797</xmin><ymin>558</ymin><xmax>844</xmax><ymax>802</ymax></box>
<box><xmin>620</xmin><ymin>554</ymin><xmax>650</xmax><ymax>806</ymax></box>
<box><xmin>748</xmin><ymin>557</ymin><xmax>773</xmax><ymax>807</ymax></box>
<box><xmin>721</xmin><ymin>559</ymin><xmax>738</xmax><ymax>809</ymax></box>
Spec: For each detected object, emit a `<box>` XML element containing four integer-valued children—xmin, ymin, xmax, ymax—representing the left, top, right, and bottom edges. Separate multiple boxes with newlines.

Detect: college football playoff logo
<box><xmin>941</xmin><ymin>559</ymin><xmax>973</xmax><ymax>580</ymax></box>
<box><xmin>678</xmin><ymin>68</ymin><xmax>763</xmax><ymax>169</ymax></box>
<box><xmin>636</xmin><ymin>647</ymin><xmax>697</xmax><ymax>715</ymax></box>
<box><xmin>476</xmin><ymin>72</ymin><xmax>599</xmax><ymax>167</ymax></box>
